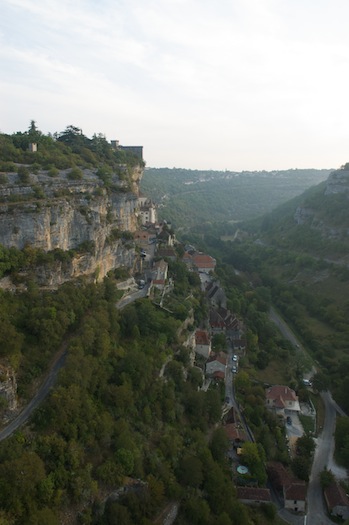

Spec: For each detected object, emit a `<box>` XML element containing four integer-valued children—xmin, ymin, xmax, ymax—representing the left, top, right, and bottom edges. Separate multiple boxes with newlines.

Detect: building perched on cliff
<box><xmin>137</xmin><ymin>195</ymin><xmax>157</xmax><ymax>225</ymax></box>
<box><xmin>194</xmin><ymin>329</ymin><xmax>211</xmax><ymax>358</ymax></box>
<box><xmin>110</xmin><ymin>140</ymin><xmax>143</xmax><ymax>161</ymax></box>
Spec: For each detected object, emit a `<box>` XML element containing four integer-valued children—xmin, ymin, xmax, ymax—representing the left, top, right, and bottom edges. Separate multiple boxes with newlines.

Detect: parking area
<box><xmin>285</xmin><ymin>412</ymin><xmax>304</xmax><ymax>438</ymax></box>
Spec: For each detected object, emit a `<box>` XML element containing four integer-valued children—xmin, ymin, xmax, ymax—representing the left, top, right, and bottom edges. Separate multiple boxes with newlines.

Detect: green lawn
<box><xmin>299</xmin><ymin>414</ymin><xmax>316</xmax><ymax>435</ymax></box>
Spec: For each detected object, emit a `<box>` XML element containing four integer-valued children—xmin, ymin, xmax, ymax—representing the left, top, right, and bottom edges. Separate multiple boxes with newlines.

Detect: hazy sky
<box><xmin>1</xmin><ymin>0</ymin><xmax>348</xmax><ymax>171</ymax></box>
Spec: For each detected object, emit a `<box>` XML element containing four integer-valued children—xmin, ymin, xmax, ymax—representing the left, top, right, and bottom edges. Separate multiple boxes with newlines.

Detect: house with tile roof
<box><xmin>284</xmin><ymin>482</ymin><xmax>307</xmax><ymax>513</ymax></box>
<box><xmin>192</xmin><ymin>253</ymin><xmax>216</xmax><ymax>273</ymax></box>
<box><xmin>157</xmin><ymin>228</ymin><xmax>175</xmax><ymax>247</ymax></box>
<box><xmin>324</xmin><ymin>480</ymin><xmax>349</xmax><ymax>520</ymax></box>
<box><xmin>206</xmin><ymin>281</ymin><xmax>227</xmax><ymax>308</ymax></box>
<box><xmin>194</xmin><ymin>329</ymin><xmax>211</xmax><ymax>359</ymax></box>
<box><xmin>152</xmin><ymin>259</ymin><xmax>168</xmax><ymax>289</ymax></box>
<box><xmin>224</xmin><ymin>422</ymin><xmax>248</xmax><ymax>448</ymax></box>
<box><xmin>266</xmin><ymin>385</ymin><xmax>300</xmax><ymax>415</ymax></box>
<box><xmin>206</xmin><ymin>351</ymin><xmax>227</xmax><ymax>378</ymax></box>
<box><xmin>266</xmin><ymin>461</ymin><xmax>307</xmax><ymax>512</ymax></box>
<box><xmin>209</xmin><ymin>309</ymin><xmax>226</xmax><ymax>333</ymax></box>
<box><xmin>237</xmin><ymin>487</ymin><xmax>272</xmax><ymax>506</ymax></box>
<box><xmin>267</xmin><ymin>461</ymin><xmax>293</xmax><ymax>493</ymax></box>
<box><xmin>137</xmin><ymin>195</ymin><xmax>157</xmax><ymax>225</ymax></box>
<box><xmin>209</xmin><ymin>308</ymin><xmax>246</xmax><ymax>351</ymax></box>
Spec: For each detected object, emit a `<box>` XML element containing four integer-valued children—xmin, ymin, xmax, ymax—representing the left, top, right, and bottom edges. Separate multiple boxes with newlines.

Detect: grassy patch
<box><xmin>247</xmin><ymin>506</ymin><xmax>289</xmax><ymax>524</ymax></box>
<box><xmin>299</xmin><ymin>414</ymin><xmax>316</xmax><ymax>434</ymax></box>
<box><xmin>309</xmin><ymin>392</ymin><xmax>325</xmax><ymax>434</ymax></box>
<box><xmin>312</xmin><ymin>274</ymin><xmax>349</xmax><ymax>308</ymax></box>
<box><xmin>251</xmin><ymin>357</ymin><xmax>293</xmax><ymax>386</ymax></box>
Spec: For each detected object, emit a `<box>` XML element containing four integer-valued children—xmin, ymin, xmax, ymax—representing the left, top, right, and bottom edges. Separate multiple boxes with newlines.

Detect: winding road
<box><xmin>0</xmin><ymin>348</ymin><xmax>67</xmax><ymax>442</ymax></box>
<box><xmin>269</xmin><ymin>307</ymin><xmax>348</xmax><ymax>525</ymax></box>
<box><xmin>0</xmin><ymin>286</ymin><xmax>149</xmax><ymax>443</ymax></box>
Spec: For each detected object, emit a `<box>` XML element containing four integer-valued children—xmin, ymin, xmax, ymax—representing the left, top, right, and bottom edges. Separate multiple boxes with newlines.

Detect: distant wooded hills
<box><xmin>141</xmin><ymin>167</ymin><xmax>331</xmax><ymax>228</ymax></box>
<box><xmin>198</xmin><ymin>164</ymin><xmax>349</xmax><ymax>415</ymax></box>
<box><xmin>253</xmin><ymin>166</ymin><xmax>349</xmax><ymax>263</ymax></box>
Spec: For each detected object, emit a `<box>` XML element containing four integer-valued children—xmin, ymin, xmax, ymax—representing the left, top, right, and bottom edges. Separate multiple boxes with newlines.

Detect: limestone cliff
<box><xmin>293</xmin><ymin>167</ymin><xmax>349</xmax><ymax>256</ymax></box>
<box><xmin>0</xmin><ymin>166</ymin><xmax>144</xmax><ymax>287</ymax></box>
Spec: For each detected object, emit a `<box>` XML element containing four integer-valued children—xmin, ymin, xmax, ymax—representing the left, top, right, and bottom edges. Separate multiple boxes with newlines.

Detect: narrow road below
<box><xmin>0</xmin><ymin>286</ymin><xmax>147</xmax><ymax>443</ymax></box>
<box><xmin>269</xmin><ymin>307</ymin><xmax>348</xmax><ymax>525</ymax></box>
<box><xmin>0</xmin><ymin>347</ymin><xmax>67</xmax><ymax>442</ymax></box>
<box><xmin>307</xmin><ymin>391</ymin><xmax>347</xmax><ymax>525</ymax></box>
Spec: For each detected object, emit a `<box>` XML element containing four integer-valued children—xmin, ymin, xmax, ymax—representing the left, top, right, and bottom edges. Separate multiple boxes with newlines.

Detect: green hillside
<box><xmin>0</xmin><ymin>122</ymin><xmax>143</xmax><ymax>190</ymax></box>
<box><xmin>141</xmin><ymin>167</ymin><xmax>331</xmax><ymax>228</ymax></box>
<box><xmin>197</xmin><ymin>169</ymin><xmax>349</xmax><ymax>415</ymax></box>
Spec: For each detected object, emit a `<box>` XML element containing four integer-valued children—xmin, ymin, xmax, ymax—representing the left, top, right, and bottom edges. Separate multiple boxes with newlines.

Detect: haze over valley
<box><xmin>0</xmin><ymin>123</ymin><xmax>348</xmax><ymax>524</ymax></box>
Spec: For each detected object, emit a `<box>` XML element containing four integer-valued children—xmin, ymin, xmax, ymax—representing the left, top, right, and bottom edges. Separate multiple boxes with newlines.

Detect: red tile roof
<box><xmin>325</xmin><ymin>481</ymin><xmax>349</xmax><ymax>510</ymax></box>
<box><xmin>224</xmin><ymin>423</ymin><xmax>248</xmax><ymax>442</ymax></box>
<box><xmin>195</xmin><ymin>329</ymin><xmax>210</xmax><ymax>345</ymax></box>
<box><xmin>213</xmin><ymin>370</ymin><xmax>225</xmax><ymax>380</ymax></box>
<box><xmin>208</xmin><ymin>351</ymin><xmax>227</xmax><ymax>366</ymax></box>
<box><xmin>192</xmin><ymin>254</ymin><xmax>216</xmax><ymax>269</ymax></box>
<box><xmin>267</xmin><ymin>462</ymin><xmax>293</xmax><ymax>489</ymax></box>
<box><xmin>237</xmin><ymin>487</ymin><xmax>271</xmax><ymax>502</ymax></box>
<box><xmin>266</xmin><ymin>385</ymin><xmax>298</xmax><ymax>408</ymax></box>
<box><xmin>284</xmin><ymin>482</ymin><xmax>307</xmax><ymax>502</ymax></box>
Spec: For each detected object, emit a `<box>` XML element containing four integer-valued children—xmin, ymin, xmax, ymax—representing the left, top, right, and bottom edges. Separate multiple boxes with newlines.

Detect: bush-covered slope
<box><xmin>0</xmin><ymin>122</ymin><xmax>143</xmax><ymax>175</ymax></box>
<box><xmin>141</xmin><ymin>167</ymin><xmax>331</xmax><ymax>228</ymax></box>
<box><xmin>196</xmin><ymin>167</ymin><xmax>349</xmax><ymax>416</ymax></box>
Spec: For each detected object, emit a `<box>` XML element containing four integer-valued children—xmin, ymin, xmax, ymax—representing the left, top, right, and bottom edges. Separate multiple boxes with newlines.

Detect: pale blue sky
<box><xmin>1</xmin><ymin>0</ymin><xmax>349</xmax><ymax>170</ymax></box>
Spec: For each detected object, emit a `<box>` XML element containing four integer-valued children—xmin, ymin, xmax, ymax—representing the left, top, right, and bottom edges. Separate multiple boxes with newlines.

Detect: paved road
<box><xmin>307</xmin><ymin>391</ymin><xmax>347</xmax><ymax>525</ymax></box>
<box><xmin>0</xmin><ymin>287</ymin><xmax>148</xmax><ymax>443</ymax></box>
<box><xmin>269</xmin><ymin>307</ymin><xmax>348</xmax><ymax>525</ymax></box>
<box><xmin>116</xmin><ymin>285</ymin><xmax>149</xmax><ymax>309</ymax></box>
<box><xmin>0</xmin><ymin>348</ymin><xmax>67</xmax><ymax>442</ymax></box>
<box><xmin>269</xmin><ymin>307</ymin><xmax>301</xmax><ymax>348</ymax></box>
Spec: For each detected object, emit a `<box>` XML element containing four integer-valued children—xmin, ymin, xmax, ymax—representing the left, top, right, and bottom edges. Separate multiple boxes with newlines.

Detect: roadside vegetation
<box><xmin>181</xmin><ymin>176</ymin><xmax>349</xmax><ymax>468</ymax></box>
<box><xmin>0</xmin><ymin>238</ymin><xmax>305</xmax><ymax>524</ymax></box>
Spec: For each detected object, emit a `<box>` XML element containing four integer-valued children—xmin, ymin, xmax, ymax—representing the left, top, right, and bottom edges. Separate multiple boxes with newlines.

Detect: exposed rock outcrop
<box><xmin>0</xmin><ymin>167</ymin><xmax>144</xmax><ymax>287</ymax></box>
<box><xmin>324</xmin><ymin>168</ymin><xmax>349</xmax><ymax>195</ymax></box>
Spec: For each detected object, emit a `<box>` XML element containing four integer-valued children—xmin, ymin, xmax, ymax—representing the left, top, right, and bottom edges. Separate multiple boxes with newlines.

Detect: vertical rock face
<box><xmin>0</xmin><ymin>192</ymin><xmax>138</xmax><ymax>251</ymax></box>
<box><xmin>324</xmin><ymin>168</ymin><xmax>349</xmax><ymax>195</ymax></box>
<box><xmin>0</xmin><ymin>167</ymin><xmax>143</xmax><ymax>286</ymax></box>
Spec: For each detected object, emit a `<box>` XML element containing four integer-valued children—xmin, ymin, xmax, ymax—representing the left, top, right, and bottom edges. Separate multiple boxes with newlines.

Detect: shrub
<box><xmin>68</xmin><ymin>167</ymin><xmax>83</xmax><ymax>180</ymax></box>
<box><xmin>17</xmin><ymin>165</ymin><xmax>30</xmax><ymax>183</ymax></box>
<box><xmin>47</xmin><ymin>167</ymin><xmax>59</xmax><ymax>177</ymax></box>
<box><xmin>0</xmin><ymin>162</ymin><xmax>16</xmax><ymax>173</ymax></box>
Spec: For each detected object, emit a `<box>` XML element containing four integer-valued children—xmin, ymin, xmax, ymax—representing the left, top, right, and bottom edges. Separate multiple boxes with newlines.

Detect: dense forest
<box><xmin>140</xmin><ymin>167</ymin><xmax>330</xmax><ymax>228</ymax></box>
<box><xmin>0</xmin><ymin>258</ymin><xmax>293</xmax><ymax>525</ymax></box>
<box><xmin>0</xmin><ymin>124</ymin><xmax>348</xmax><ymax>523</ymax></box>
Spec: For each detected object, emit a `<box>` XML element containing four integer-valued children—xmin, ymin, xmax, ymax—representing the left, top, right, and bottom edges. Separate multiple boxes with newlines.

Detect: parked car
<box><xmin>286</xmin><ymin>416</ymin><xmax>292</xmax><ymax>425</ymax></box>
<box><xmin>232</xmin><ymin>354</ymin><xmax>238</xmax><ymax>362</ymax></box>
<box><xmin>232</xmin><ymin>366</ymin><xmax>237</xmax><ymax>374</ymax></box>
<box><xmin>302</xmin><ymin>379</ymin><xmax>312</xmax><ymax>387</ymax></box>
<box><xmin>138</xmin><ymin>279</ymin><xmax>145</xmax><ymax>289</ymax></box>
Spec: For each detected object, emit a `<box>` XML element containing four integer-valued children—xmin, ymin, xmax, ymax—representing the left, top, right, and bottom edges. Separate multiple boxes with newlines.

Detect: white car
<box><xmin>232</xmin><ymin>354</ymin><xmax>238</xmax><ymax>362</ymax></box>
